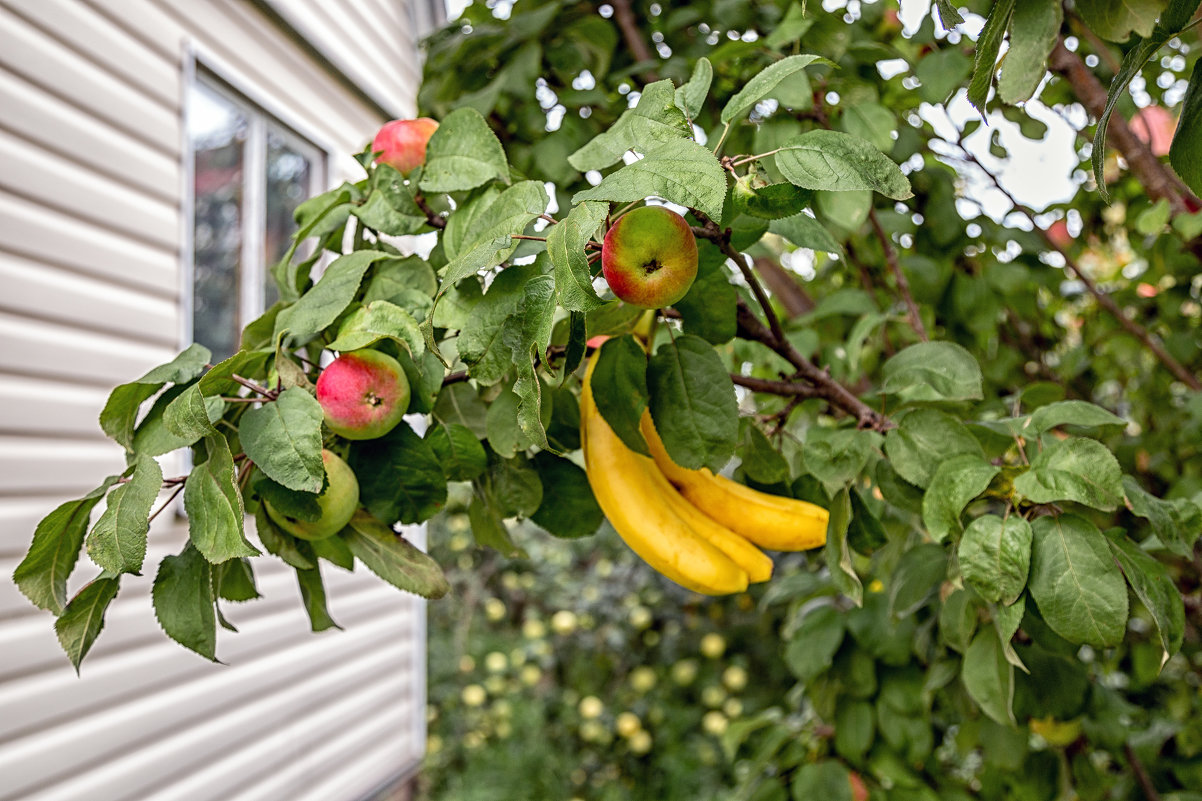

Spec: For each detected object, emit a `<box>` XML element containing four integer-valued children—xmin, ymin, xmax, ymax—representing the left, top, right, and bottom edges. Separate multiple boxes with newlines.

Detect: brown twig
<box><xmin>736</xmin><ymin>301</ymin><xmax>893</xmax><ymax>430</ymax></box>
<box><xmin>609</xmin><ymin>0</ymin><xmax>660</xmax><ymax>83</ymax></box>
<box><xmin>1124</xmin><ymin>743</ymin><xmax>1162</xmax><ymax>801</ymax></box>
<box><xmin>692</xmin><ymin>214</ymin><xmax>789</xmax><ymax>346</ymax></box>
<box><xmin>947</xmin><ymin>138</ymin><xmax>1201</xmax><ymax>391</ymax></box>
<box><xmin>754</xmin><ymin>257</ymin><xmax>815</xmax><ymax>317</ymax></box>
<box><xmin>414</xmin><ymin>191</ymin><xmax>447</xmax><ymax>230</ymax></box>
<box><xmin>868</xmin><ymin>208</ymin><xmax>928</xmax><ymax>341</ymax></box>
<box><xmin>442</xmin><ymin>371</ymin><xmax>470</xmax><ymax>386</ymax></box>
<box><xmin>732</xmin><ymin>374</ymin><xmax>824</xmax><ymax>399</ymax></box>
<box><xmin>1048</xmin><ymin>38</ymin><xmax>1195</xmax><ymax>213</ymax></box>
<box><xmin>231</xmin><ymin>374</ymin><xmax>278</xmax><ymax>399</ymax></box>
<box><xmin>147</xmin><ymin>484</ymin><xmax>186</xmax><ymax>524</ymax></box>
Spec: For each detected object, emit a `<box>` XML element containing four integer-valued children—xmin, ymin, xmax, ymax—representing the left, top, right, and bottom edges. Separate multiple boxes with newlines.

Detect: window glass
<box><xmin>189</xmin><ymin>83</ymin><xmax>247</xmax><ymax>362</ymax></box>
<box><xmin>264</xmin><ymin>129</ymin><xmax>313</xmax><ymax>309</ymax></box>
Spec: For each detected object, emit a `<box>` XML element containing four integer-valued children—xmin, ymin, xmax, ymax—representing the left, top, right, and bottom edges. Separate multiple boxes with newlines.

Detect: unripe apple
<box><xmin>371</xmin><ymin>117</ymin><xmax>439</xmax><ymax>175</ymax></box>
<box><xmin>316</xmin><ymin>349</ymin><xmax>411</xmax><ymax>440</ymax></box>
<box><xmin>264</xmin><ymin>449</ymin><xmax>359</xmax><ymax>540</ymax></box>
<box><xmin>601</xmin><ymin>205</ymin><xmax>699</xmax><ymax>309</ymax></box>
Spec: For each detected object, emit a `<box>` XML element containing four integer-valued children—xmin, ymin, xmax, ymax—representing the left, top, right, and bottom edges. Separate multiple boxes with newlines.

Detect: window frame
<box><xmin>180</xmin><ymin>49</ymin><xmax>331</xmax><ymax>354</ymax></box>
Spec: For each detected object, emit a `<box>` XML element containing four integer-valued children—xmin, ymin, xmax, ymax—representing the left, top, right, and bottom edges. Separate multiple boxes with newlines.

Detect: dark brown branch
<box><xmin>1048</xmin><ymin>38</ymin><xmax>1194</xmax><ymax>213</ymax></box>
<box><xmin>147</xmin><ymin>484</ymin><xmax>186</xmax><ymax>524</ymax></box>
<box><xmin>949</xmin><ymin>140</ymin><xmax>1201</xmax><ymax>391</ymax></box>
<box><xmin>736</xmin><ymin>300</ymin><xmax>892</xmax><ymax>431</ymax></box>
<box><xmin>868</xmin><ymin>208</ymin><xmax>928</xmax><ymax>341</ymax></box>
<box><xmin>692</xmin><ymin>216</ymin><xmax>789</xmax><ymax>347</ymax></box>
<box><xmin>442</xmin><ymin>371</ymin><xmax>469</xmax><ymax>386</ymax></box>
<box><xmin>1124</xmin><ymin>743</ymin><xmax>1162</xmax><ymax>801</ymax></box>
<box><xmin>609</xmin><ymin>0</ymin><xmax>660</xmax><ymax>83</ymax></box>
<box><xmin>732</xmin><ymin>374</ymin><xmax>824</xmax><ymax>399</ymax></box>
<box><xmin>414</xmin><ymin>191</ymin><xmax>447</xmax><ymax>230</ymax></box>
<box><xmin>754</xmin><ymin>257</ymin><xmax>815</xmax><ymax>318</ymax></box>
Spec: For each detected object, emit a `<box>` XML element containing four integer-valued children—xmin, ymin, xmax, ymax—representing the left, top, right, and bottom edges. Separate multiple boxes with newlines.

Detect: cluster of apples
<box><xmin>263</xmin><ymin>349</ymin><xmax>411</xmax><ymax>539</ymax></box>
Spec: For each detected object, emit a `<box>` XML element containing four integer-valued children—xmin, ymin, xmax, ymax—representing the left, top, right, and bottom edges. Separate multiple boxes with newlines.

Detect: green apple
<box><xmin>371</xmin><ymin>118</ymin><xmax>439</xmax><ymax>175</ymax></box>
<box><xmin>601</xmin><ymin>205</ymin><xmax>699</xmax><ymax>309</ymax></box>
<box><xmin>316</xmin><ymin>349</ymin><xmax>411</xmax><ymax>440</ymax></box>
<box><xmin>264</xmin><ymin>449</ymin><xmax>359</xmax><ymax>540</ymax></box>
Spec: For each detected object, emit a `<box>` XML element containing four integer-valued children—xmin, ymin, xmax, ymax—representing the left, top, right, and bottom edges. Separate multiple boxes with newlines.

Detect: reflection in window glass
<box><xmin>264</xmin><ymin>130</ymin><xmax>312</xmax><ymax>309</ymax></box>
<box><xmin>190</xmin><ymin>83</ymin><xmax>247</xmax><ymax>361</ymax></box>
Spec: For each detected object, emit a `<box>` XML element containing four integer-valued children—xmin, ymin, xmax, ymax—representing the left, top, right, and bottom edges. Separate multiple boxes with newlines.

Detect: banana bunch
<box><xmin>580</xmin><ymin>359</ymin><xmax>830</xmax><ymax>595</ymax></box>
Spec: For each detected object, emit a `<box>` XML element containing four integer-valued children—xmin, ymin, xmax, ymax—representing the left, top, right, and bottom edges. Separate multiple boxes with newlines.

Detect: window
<box><xmin>187</xmin><ymin>72</ymin><xmax>325</xmax><ymax>360</ymax></box>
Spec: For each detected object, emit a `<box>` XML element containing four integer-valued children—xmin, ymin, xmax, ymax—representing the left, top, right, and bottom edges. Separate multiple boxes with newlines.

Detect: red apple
<box><xmin>1132</xmin><ymin>105</ymin><xmax>1176</xmax><ymax>158</ymax></box>
<box><xmin>371</xmin><ymin>118</ymin><xmax>439</xmax><ymax>175</ymax></box>
<box><xmin>849</xmin><ymin>771</ymin><xmax>870</xmax><ymax>801</ymax></box>
<box><xmin>316</xmin><ymin>349</ymin><xmax>411</xmax><ymax>440</ymax></box>
<box><xmin>264</xmin><ymin>449</ymin><xmax>359</xmax><ymax>540</ymax></box>
<box><xmin>601</xmin><ymin>205</ymin><xmax>699</xmax><ymax>309</ymax></box>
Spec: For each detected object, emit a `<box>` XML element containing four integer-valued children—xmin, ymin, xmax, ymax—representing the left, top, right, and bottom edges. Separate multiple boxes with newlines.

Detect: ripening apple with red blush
<box><xmin>316</xmin><ymin>349</ymin><xmax>411</xmax><ymax>440</ymax></box>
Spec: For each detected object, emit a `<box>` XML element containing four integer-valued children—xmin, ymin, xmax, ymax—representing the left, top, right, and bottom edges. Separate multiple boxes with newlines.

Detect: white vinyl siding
<box><xmin>0</xmin><ymin>0</ymin><xmax>435</xmax><ymax>798</ymax></box>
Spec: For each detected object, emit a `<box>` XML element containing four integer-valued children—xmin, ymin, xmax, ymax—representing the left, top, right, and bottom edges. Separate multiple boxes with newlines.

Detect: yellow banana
<box><xmin>652</xmin><ymin>477</ymin><xmax>774</xmax><ymax>583</ymax></box>
<box><xmin>639</xmin><ymin>412</ymin><xmax>829</xmax><ymax>552</ymax></box>
<box><xmin>581</xmin><ymin>361</ymin><xmax>749</xmax><ymax>595</ymax></box>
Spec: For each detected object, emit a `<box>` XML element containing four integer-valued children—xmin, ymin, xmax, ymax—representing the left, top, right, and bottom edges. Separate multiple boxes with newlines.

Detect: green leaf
<box><xmin>426</xmin><ymin>423</ymin><xmax>489</xmax><ymax>481</ymax></box>
<box><xmin>238</xmin><ymin>388</ymin><xmax>325</xmax><ymax>493</ymax></box>
<box><xmin>675</xmin><ymin>57</ymin><xmax>713</xmax><ymax>119</ymax></box>
<box><xmin>940</xmin><ymin>588</ymin><xmax>979</xmax><ymax>653</ymax></box>
<box><xmin>254</xmin><ymin>475</ymin><xmax>321</xmax><ymax>523</ymax></box>
<box><xmin>1029</xmin><ymin>514</ymin><xmax>1128</xmax><ymax>646</ymax></box>
<box><xmin>784</xmin><ymin>605</ymin><xmax>845</xmax><ymax>682</ymax></box>
<box><xmin>791</xmin><ymin>762</ymin><xmax>853</xmax><ymax>801</ymax></box>
<box><xmin>1026</xmin><ymin>400</ymin><xmax>1126</xmax><ymax>433</ymax></box>
<box><xmin>962</xmin><ymin>629</ymin><xmax>1016</xmax><ymax>726</ymax></box>
<box><xmin>87</xmin><ymin>456</ymin><xmax>162</xmax><ymax>575</ymax></box>
<box><xmin>434</xmin><ymin>381</ymin><xmax>489</xmax><ymax>438</ymax></box>
<box><xmin>933</xmin><ymin>0</ymin><xmax>966</xmax><ymax>27</ymax></box>
<box><xmin>1106</xmin><ymin>532</ymin><xmax>1185</xmax><ymax>665</ymax></box>
<box><xmin>569</xmin><ymin>80</ymin><xmax>692</xmax><ymax>171</ymax></box>
<box><xmin>214</xmin><ymin>558</ymin><xmax>259</xmax><ymax>601</ymax></box>
<box><xmin>572</xmin><ymin>138</ymin><xmax>727</xmax><ymax>222</ymax></box>
<box><xmin>433</xmin><ymin>184</ymin><xmax>549</xmax><ymax>340</ymax></box>
<box><xmin>591</xmin><ymin>335</ymin><xmax>651</xmax><ymax>456</ymax></box>
<box><xmin>55</xmin><ymin>574</ymin><xmax>120</xmax><ymax>673</ymax></box>
<box><xmin>825</xmin><ymin>487</ymin><xmax>862</xmax><ymax>605</ymax></box>
<box><xmin>922</xmin><ymin>455</ymin><xmax>1000</xmax><ymax>542</ymax></box>
<box><xmin>884</xmin><ymin>409</ymin><xmax>986</xmax><ymax>489</ymax></box>
<box><xmin>769</xmin><ymin>212</ymin><xmax>842</xmax><ymax>253</ymax></box>
<box><xmin>530</xmin><ymin>451</ymin><xmax>603</xmax><ymax>539</ymax></box>
<box><xmin>839</xmin><ymin>102</ymin><xmax>897</xmax><ymax>153</ymax></box>
<box><xmin>469</xmin><ymin>490</ymin><xmax>522</xmax><ymax>556</ymax></box>
<box><xmin>295</xmin><ymin>564</ymin><xmax>340</xmax><ymax>632</ymax></box>
<box><xmin>1123</xmin><ymin>475</ymin><xmax>1200</xmax><ymax>556</ymax></box>
<box><xmin>350</xmin><ymin>422</ymin><xmax>447</xmax><ymax>525</ymax></box>
<box><xmin>800</xmin><ymin>428</ymin><xmax>883</xmax><ymax>494</ymax></box>
<box><xmin>1077</xmin><ymin>0</ymin><xmax>1170</xmax><ymax>41</ymax></box>
<box><xmin>184</xmin><ymin>436</ymin><xmax>260</xmax><ymax>564</ymax></box>
<box><xmin>966</xmin><ymin>0</ymin><xmax>1016</xmax><ymax>113</ymax></box>
<box><xmin>133</xmin><ymin>387</ymin><xmax>224</xmax><ymax>457</ymax></box>
<box><xmin>998</xmin><ymin>0</ymin><xmax>1063</xmax><ymax>104</ymax></box>
<box><xmin>834</xmin><ymin>700</ymin><xmax>876</xmax><ymax>762</ymax></box>
<box><xmin>275</xmin><ymin>250</ymin><xmax>392</xmax><ymax>346</ymax></box>
<box><xmin>732</xmin><ymin>176</ymin><xmax>812</xmax><ymax>220</ymax></box>
<box><xmin>253</xmin><ymin>506</ymin><xmax>315</xmax><ymax>570</ymax></box>
<box><xmin>739</xmin><ymin>422</ymin><xmax>790</xmax><ymax>485</ymax></box>
<box><xmin>457</xmin><ymin>263</ymin><xmax>539</xmax><ymax>386</ymax></box>
<box><xmin>775</xmin><ymin>130</ymin><xmax>912</xmax><ymax>200</ymax></box>
<box><xmin>152</xmin><ymin>544</ymin><xmax>218</xmax><ymax>661</ymax></box>
<box><xmin>547</xmin><ymin>200</ymin><xmax>608</xmax><ymax>312</ymax></box>
<box><xmin>311</xmin><ymin>534</ymin><xmax>355</xmax><ymax>571</ymax></box>
<box><xmin>509</xmin><ymin>274</ymin><xmax>557</xmax><ymax>449</ymax></box>
<box><xmin>647</xmin><ymin>334</ymin><xmax>739</xmax><ymax>473</ymax></box>
<box><xmin>419</xmin><ymin>106</ymin><xmax>509</xmax><ymax>192</ymax></box>
<box><xmin>917</xmin><ymin>47</ymin><xmax>973</xmax><ymax>104</ymax></box>
<box><xmin>327</xmin><ymin>300</ymin><xmax>424</xmax><ymax>357</ymax></box>
<box><xmin>344</xmin><ymin>512</ymin><xmax>450</xmax><ymax>598</ymax></box>
<box><xmin>99</xmin><ymin>343</ymin><xmax>211</xmax><ymax>451</ymax></box>
<box><xmin>721</xmin><ymin>54</ymin><xmax>829</xmax><ymax>124</ymax></box>
<box><xmin>993</xmin><ymin>595</ymin><xmax>1028</xmax><ymax>671</ymax></box>
<box><xmin>13</xmin><ymin>476</ymin><xmax>119</xmax><ymax>615</ymax></box>
<box><xmin>362</xmin><ymin>255</ymin><xmax>438</xmax><ymax>302</ymax></box>
<box><xmin>674</xmin><ymin>249</ymin><xmax>737</xmax><ymax>344</ymax></box>
<box><xmin>959</xmin><ymin>514</ymin><xmax>1033</xmax><ymax>605</ymax></box>
<box><xmin>353</xmin><ymin>171</ymin><xmax>429</xmax><ymax>236</ymax></box>
<box><xmin>1013</xmin><ymin>437</ymin><xmax>1124</xmax><ymax>511</ymax></box>
<box><xmin>881</xmin><ymin>341</ymin><xmax>984</xmax><ymax>404</ymax></box>
<box><xmin>1170</xmin><ymin>58</ymin><xmax>1202</xmax><ymax>196</ymax></box>
<box><xmin>889</xmin><ymin>542</ymin><xmax>948</xmax><ymax>619</ymax></box>
<box><xmin>163</xmin><ymin>383</ymin><xmax>220</xmax><ymax>444</ymax></box>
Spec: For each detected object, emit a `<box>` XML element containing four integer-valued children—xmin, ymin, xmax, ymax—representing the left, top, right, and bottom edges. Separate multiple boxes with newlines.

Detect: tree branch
<box><xmin>754</xmin><ymin>257</ymin><xmax>815</xmax><ymax>318</ymax></box>
<box><xmin>414</xmin><ymin>191</ymin><xmax>447</xmax><ymax>230</ymax></box>
<box><xmin>1048</xmin><ymin>38</ymin><xmax>1195</xmax><ymax>213</ymax></box>
<box><xmin>868</xmin><ymin>208</ymin><xmax>928</xmax><ymax>341</ymax></box>
<box><xmin>947</xmin><ymin>139</ymin><xmax>1201</xmax><ymax>391</ymax></box>
<box><xmin>732</xmin><ymin>373</ymin><xmax>824</xmax><ymax>399</ymax></box>
<box><xmin>609</xmin><ymin>0</ymin><xmax>660</xmax><ymax>83</ymax></box>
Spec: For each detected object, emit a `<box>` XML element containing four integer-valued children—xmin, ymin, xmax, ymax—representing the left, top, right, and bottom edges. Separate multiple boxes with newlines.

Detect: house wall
<box><xmin>0</xmin><ymin>1</ymin><xmax>436</xmax><ymax>798</ymax></box>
